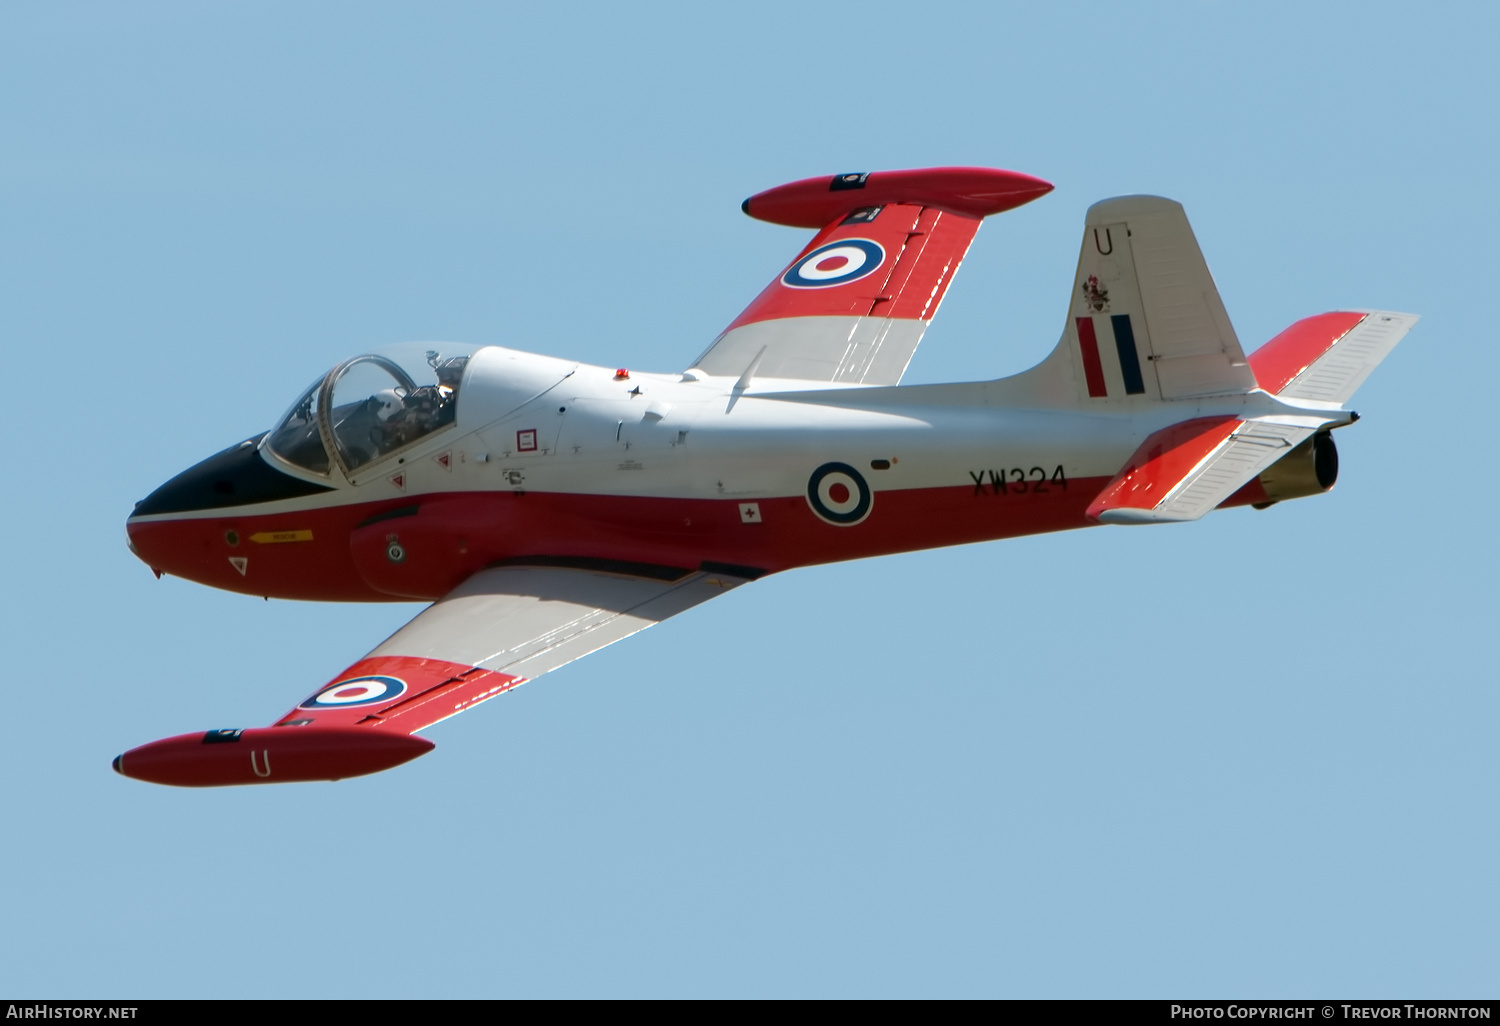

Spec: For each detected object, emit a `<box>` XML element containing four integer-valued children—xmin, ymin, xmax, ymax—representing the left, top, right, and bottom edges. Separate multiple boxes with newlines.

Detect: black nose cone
<box><xmin>132</xmin><ymin>435</ymin><xmax>334</xmax><ymax>517</ymax></box>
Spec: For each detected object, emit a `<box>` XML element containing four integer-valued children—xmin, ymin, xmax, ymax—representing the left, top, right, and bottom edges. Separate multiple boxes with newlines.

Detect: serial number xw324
<box><xmin>968</xmin><ymin>466</ymin><xmax>1067</xmax><ymax>496</ymax></box>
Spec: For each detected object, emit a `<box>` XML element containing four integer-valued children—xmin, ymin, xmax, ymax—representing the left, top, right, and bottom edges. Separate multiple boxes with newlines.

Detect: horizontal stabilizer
<box><xmin>1249</xmin><ymin>310</ymin><xmax>1418</xmax><ymax>402</ymax></box>
<box><xmin>1087</xmin><ymin>417</ymin><xmax>1315</xmax><ymax>524</ymax></box>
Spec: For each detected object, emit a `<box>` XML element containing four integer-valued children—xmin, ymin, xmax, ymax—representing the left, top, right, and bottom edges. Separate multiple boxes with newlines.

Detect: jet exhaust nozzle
<box><xmin>1255</xmin><ymin>431</ymin><xmax>1339</xmax><ymax>506</ymax></box>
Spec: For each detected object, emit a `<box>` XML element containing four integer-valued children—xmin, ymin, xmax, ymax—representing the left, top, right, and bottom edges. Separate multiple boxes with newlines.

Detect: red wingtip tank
<box><xmin>113</xmin><ymin>727</ymin><xmax>435</xmax><ymax>786</ymax></box>
<box><xmin>741</xmin><ymin>166</ymin><xmax>1055</xmax><ymax>228</ymax></box>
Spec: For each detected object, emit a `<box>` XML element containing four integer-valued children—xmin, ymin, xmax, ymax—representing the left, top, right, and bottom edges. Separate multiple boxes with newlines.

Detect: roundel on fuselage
<box><xmin>807</xmin><ymin>462</ymin><xmax>872</xmax><ymax>525</ymax></box>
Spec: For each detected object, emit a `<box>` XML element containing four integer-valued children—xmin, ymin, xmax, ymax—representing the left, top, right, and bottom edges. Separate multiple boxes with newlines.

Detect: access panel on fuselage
<box><xmin>474</xmin><ymin>408</ymin><xmax>565</xmax><ymax>460</ymax></box>
<box><xmin>556</xmin><ymin>398</ymin><xmax>701</xmax><ymax>464</ymax></box>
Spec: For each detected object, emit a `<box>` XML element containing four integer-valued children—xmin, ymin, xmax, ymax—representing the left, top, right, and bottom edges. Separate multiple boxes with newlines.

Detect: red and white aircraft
<box><xmin>118</xmin><ymin>167</ymin><xmax>1416</xmax><ymax>786</ymax></box>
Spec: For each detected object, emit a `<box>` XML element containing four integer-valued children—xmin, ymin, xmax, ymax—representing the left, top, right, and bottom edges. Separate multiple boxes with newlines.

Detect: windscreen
<box><xmin>266</xmin><ymin>379</ymin><xmax>329</xmax><ymax>474</ymax></box>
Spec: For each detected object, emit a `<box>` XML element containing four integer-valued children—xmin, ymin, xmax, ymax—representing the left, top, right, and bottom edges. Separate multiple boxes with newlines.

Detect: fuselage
<box><xmin>126</xmin><ymin>343</ymin><xmax>1273</xmax><ymax>601</ymax></box>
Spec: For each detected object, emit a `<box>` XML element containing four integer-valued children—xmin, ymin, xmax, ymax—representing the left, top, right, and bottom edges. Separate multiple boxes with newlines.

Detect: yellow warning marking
<box><xmin>249</xmin><ymin>530</ymin><xmax>314</xmax><ymax>544</ymax></box>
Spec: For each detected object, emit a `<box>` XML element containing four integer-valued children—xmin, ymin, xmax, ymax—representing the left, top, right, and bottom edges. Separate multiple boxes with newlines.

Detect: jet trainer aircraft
<box><xmin>118</xmin><ymin>166</ymin><xmax>1416</xmax><ymax>786</ymax></box>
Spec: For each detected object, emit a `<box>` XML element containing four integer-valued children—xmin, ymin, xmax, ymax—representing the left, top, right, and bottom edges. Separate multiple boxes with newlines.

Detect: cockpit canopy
<box><xmin>267</xmin><ymin>342</ymin><xmax>480</xmax><ymax>478</ymax></box>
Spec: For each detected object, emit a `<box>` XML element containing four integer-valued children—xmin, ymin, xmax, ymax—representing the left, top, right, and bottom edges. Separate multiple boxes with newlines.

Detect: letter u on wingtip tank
<box><xmin>113</xmin><ymin>727</ymin><xmax>435</xmax><ymax>786</ymax></box>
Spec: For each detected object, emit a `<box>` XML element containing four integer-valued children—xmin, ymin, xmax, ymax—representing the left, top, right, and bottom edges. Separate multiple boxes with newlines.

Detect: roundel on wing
<box><xmin>781</xmin><ymin>239</ymin><xmax>886</xmax><ymax>289</ymax></box>
<box><xmin>807</xmin><ymin>462</ymin><xmax>873</xmax><ymax>525</ymax></box>
<box><xmin>298</xmin><ymin>674</ymin><xmax>407</xmax><ymax>710</ymax></box>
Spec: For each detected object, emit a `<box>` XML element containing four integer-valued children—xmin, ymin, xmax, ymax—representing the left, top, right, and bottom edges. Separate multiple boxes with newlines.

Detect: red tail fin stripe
<box><xmin>1076</xmin><ymin>317</ymin><xmax>1108</xmax><ymax>398</ymax></box>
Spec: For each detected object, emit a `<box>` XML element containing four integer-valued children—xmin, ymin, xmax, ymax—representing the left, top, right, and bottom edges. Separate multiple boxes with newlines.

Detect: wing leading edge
<box><xmin>114</xmin><ymin>563</ymin><xmax>753</xmax><ymax>786</ymax></box>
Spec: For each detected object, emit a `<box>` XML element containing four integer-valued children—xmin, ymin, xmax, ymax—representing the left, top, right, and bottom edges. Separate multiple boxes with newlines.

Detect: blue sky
<box><xmin>2</xmin><ymin>1</ymin><xmax>1495</xmax><ymax>997</ymax></box>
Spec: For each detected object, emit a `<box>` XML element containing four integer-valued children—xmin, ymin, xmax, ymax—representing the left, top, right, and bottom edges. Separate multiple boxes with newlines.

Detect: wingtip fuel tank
<box><xmin>113</xmin><ymin>727</ymin><xmax>434</xmax><ymax>786</ymax></box>
<box><xmin>742</xmin><ymin>166</ymin><xmax>1054</xmax><ymax>228</ymax></box>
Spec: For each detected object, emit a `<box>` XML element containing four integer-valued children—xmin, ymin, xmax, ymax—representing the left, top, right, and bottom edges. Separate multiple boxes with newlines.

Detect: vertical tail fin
<box><xmin>1065</xmin><ymin>195</ymin><xmax>1257</xmax><ymax>402</ymax></box>
<box><xmin>994</xmin><ymin>196</ymin><xmax>1259</xmax><ymax>407</ymax></box>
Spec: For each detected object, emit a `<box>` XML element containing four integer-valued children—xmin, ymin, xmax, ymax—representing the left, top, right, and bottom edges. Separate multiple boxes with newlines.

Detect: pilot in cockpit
<box><xmin>269</xmin><ymin>344</ymin><xmax>476</xmax><ymax>476</ymax></box>
<box><xmin>365</xmin><ymin>352</ymin><xmax>469</xmax><ymax>453</ymax></box>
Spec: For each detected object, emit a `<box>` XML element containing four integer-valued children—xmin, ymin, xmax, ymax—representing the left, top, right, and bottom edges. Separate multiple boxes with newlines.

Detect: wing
<box><xmin>280</xmin><ymin>562</ymin><xmax>748</xmax><ymax>731</ymax></box>
<box><xmin>114</xmin><ymin>562</ymin><xmax>752</xmax><ymax>786</ymax></box>
<box><xmin>689</xmin><ymin>167</ymin><xmax>1053</xmax><ymax>386</ymax></box>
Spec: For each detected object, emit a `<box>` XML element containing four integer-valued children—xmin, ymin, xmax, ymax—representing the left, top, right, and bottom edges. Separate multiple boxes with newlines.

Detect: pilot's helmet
<box><xmin>372</xmin><ymin>389</ymin><xmax>404</xmax><ymax>421</ymax></box>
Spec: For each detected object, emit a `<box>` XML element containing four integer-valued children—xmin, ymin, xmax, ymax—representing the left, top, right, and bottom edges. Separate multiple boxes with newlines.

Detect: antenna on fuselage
<box><xmin>734</xmin><ymin>346</ymin><xmax>767</xmax><ymax>394</ymax></box>
<box><xmin>727</xmin><ymin>345</ymin><xmax>768</xmax><ymax>413</ymax></box>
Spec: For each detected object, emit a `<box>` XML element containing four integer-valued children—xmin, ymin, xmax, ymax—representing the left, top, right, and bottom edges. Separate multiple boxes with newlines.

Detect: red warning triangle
<box><xmin>434</xmin><ymin>451</ymin><xmax>451</xmax><ymax>470</ymax></box>
<box><xmin>390</xmin><ymin>473</ymin><xmax>406</xmax><ymax>492</ymax></box>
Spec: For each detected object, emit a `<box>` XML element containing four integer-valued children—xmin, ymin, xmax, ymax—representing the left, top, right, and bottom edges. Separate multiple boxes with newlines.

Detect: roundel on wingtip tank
<box><xmin>740</xmin><ymin>166</ymin><xmax>1055</xmax><ymax>228</ymax></box>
